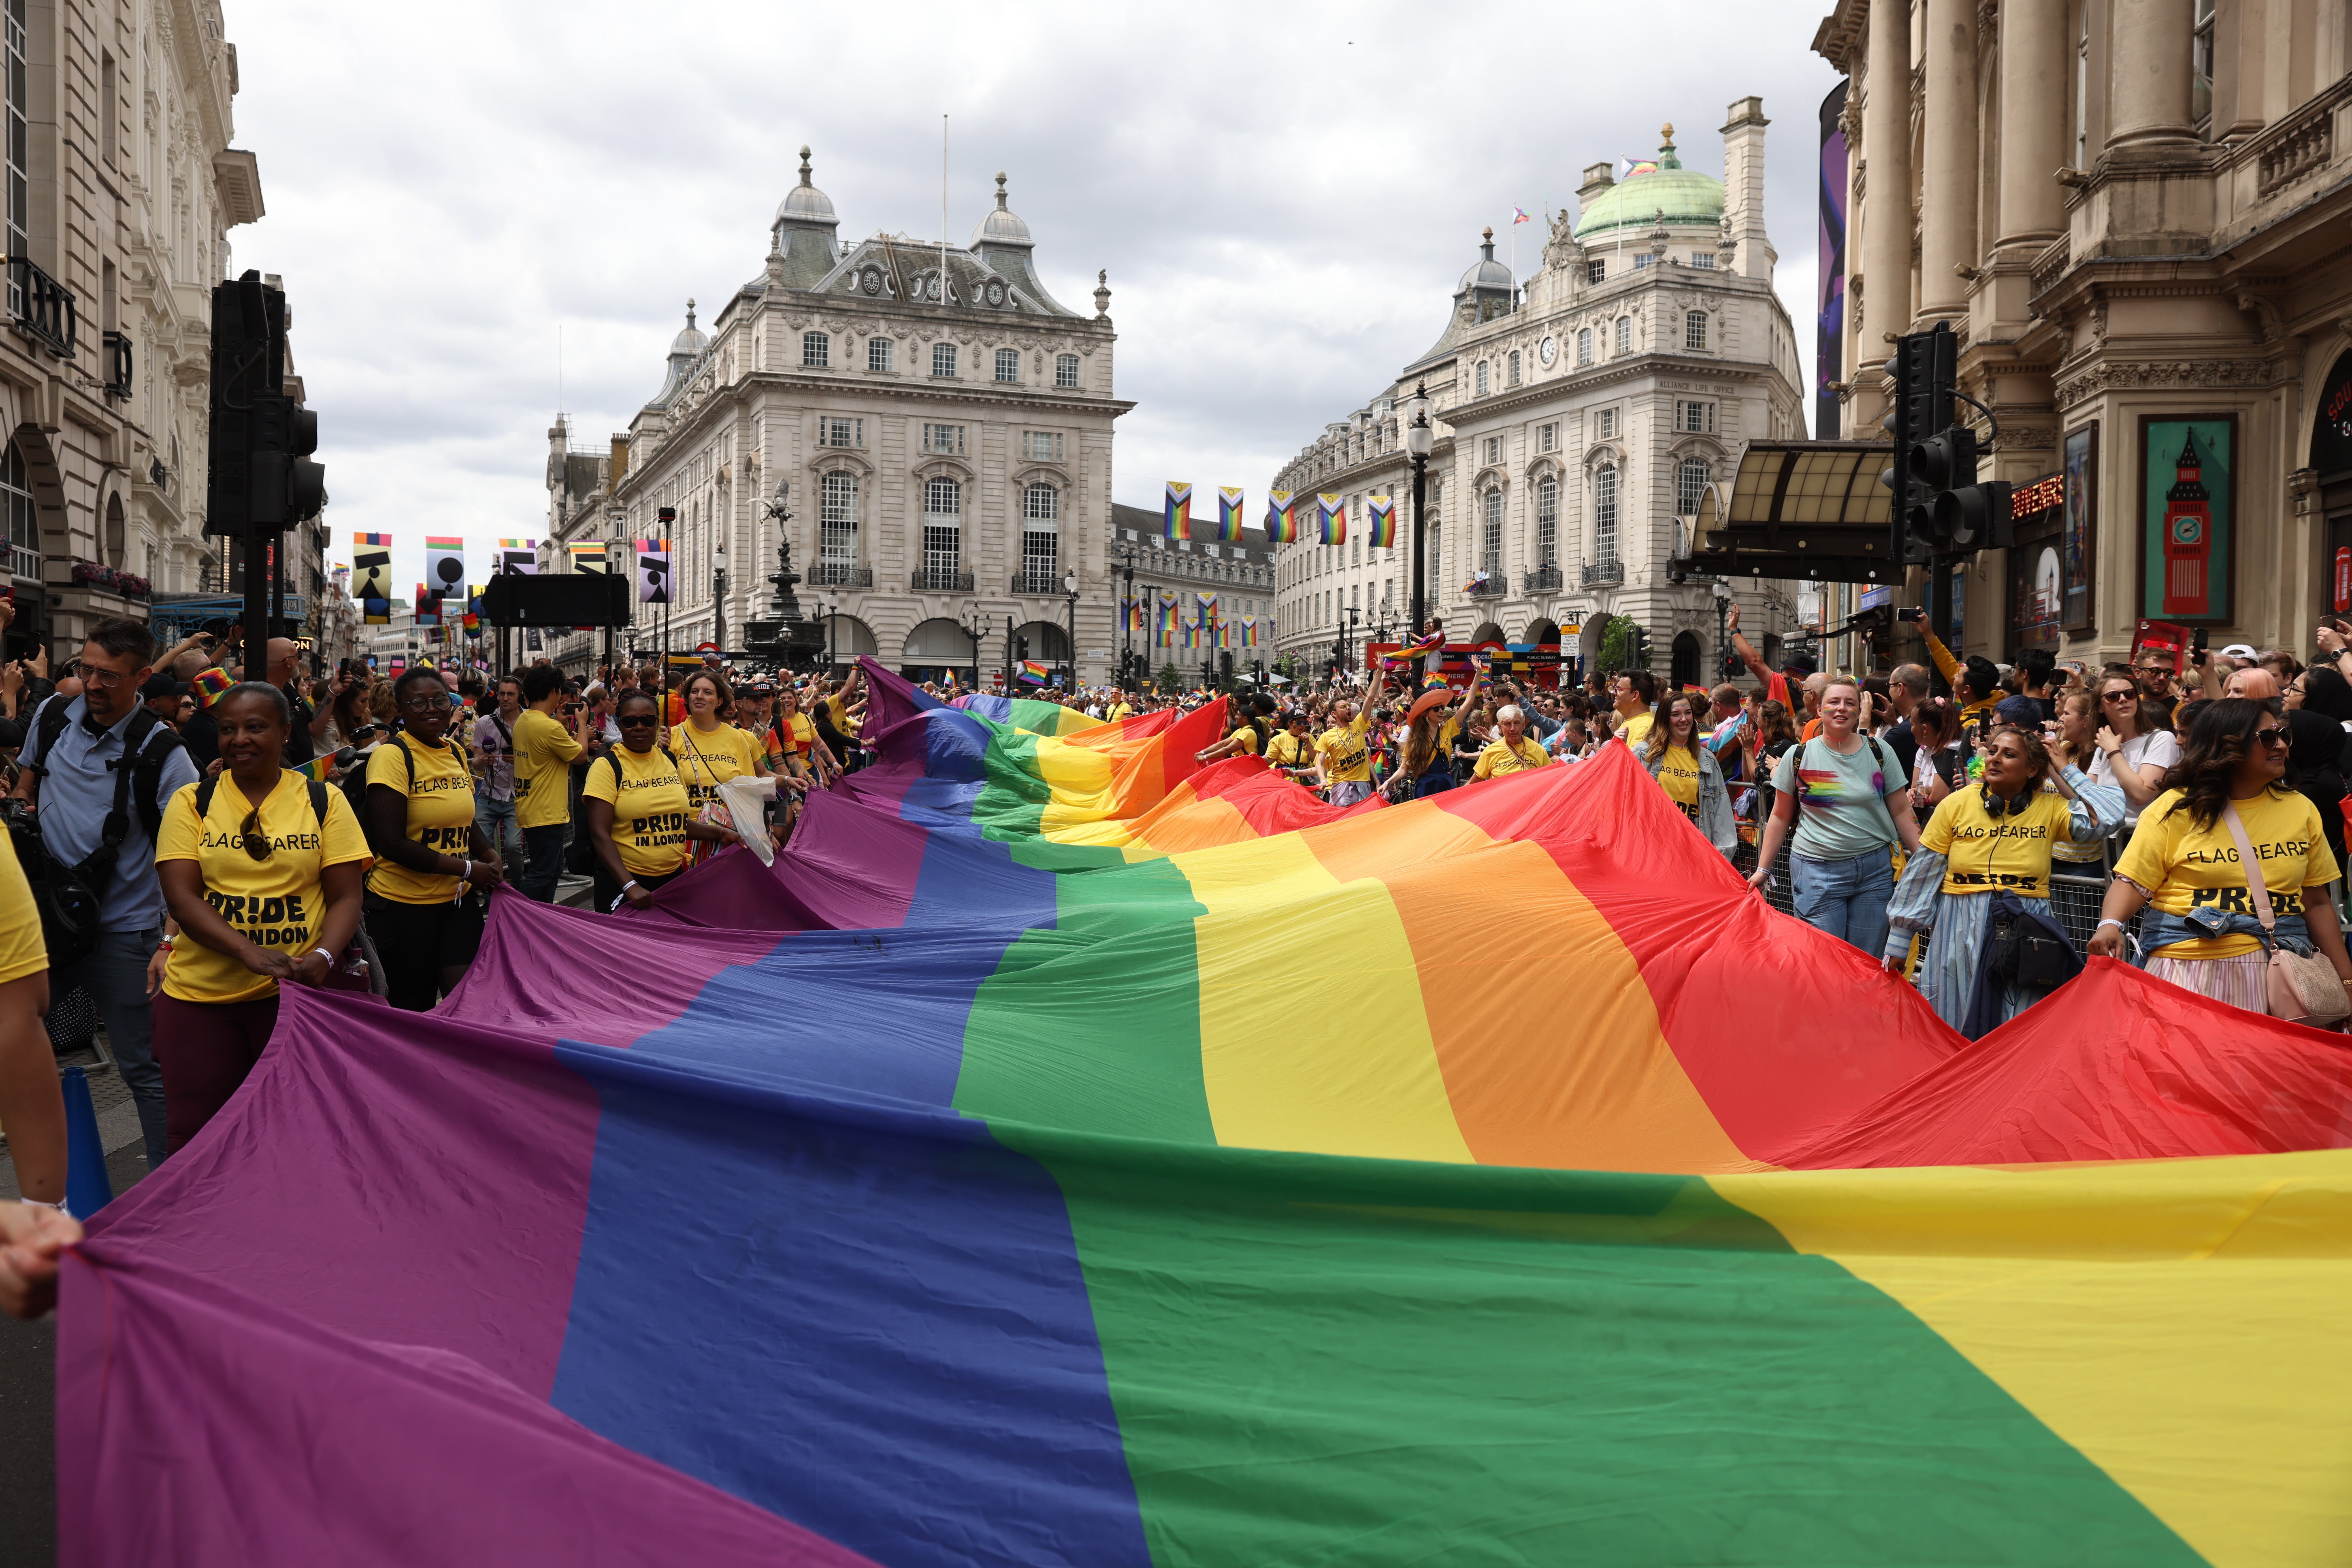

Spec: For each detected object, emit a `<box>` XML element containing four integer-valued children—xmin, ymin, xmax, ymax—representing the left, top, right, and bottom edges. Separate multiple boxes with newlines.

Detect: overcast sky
<box><xmin>226</xmin><ymin>0</ymin><xmax>1843</xmax><ymax>594</ymax></box>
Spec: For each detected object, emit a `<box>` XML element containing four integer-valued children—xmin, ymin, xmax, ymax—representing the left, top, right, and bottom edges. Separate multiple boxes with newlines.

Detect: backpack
<box><xmin>342</xmin><ymin>735</ymin><xmax>415</xmax><ymax>854</ymax></box>
<box><xmin>9</xmin><ymin>698</ymin><xmax>189</xmax><ymax>966</ymax></box>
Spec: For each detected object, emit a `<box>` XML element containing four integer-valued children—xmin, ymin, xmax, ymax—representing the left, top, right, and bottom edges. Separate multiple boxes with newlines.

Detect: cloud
<box><xmin>228</xmin><ymin>0</ymin><xmax>1841</xmax><ymax>595</ymax></box>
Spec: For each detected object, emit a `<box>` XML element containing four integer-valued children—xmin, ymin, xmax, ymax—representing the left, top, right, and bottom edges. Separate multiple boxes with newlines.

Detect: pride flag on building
<box><xmin>1125</xmin><ymin>598</ymin><xmax>1144</xmax><ymax>633</ymax></box>
<box><xmin>1367</xmin><ymin>495</ymin><xmax>1397</xmax><ymax>548</ymax></box>
<box><xmin>1238</xmin><ymin>616</ymin><xmax>1259</xmax><ymax>648</ymax></box>
<box><xmin>1265</xmin><ymin>491</ymin><xmax>1298</xmax><ymax>544</ymax></box>
<box><xmin>1157</xmin><ymin>600</ymin><xmax>1179</xmax><ymax>646</ymax></box>
<box><xmin>1163</xmin><ymin>481</ymin><xmax>1193</xmax><ymax>541</ymax></box>
<box><xmin>1215</xmin><ymin>488</ymin><xmax>1244</xmax><ymax>543</ymax></box>
<box><xmin>1317</xmin><ymin>493</ymin><xmax>1347</xmax><ymax>545</ymax></box>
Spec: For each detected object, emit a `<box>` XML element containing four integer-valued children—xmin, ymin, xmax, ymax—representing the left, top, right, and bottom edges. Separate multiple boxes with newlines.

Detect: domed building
<box><xmin>1270</xmin><ymin>101</ymin><xmax>1811</xmax><ymax>689</ymax></box>
<box><xmin>541</xmin><ymin>152</ymin><xmax>1131</xmax><ymax>686</ymax></box>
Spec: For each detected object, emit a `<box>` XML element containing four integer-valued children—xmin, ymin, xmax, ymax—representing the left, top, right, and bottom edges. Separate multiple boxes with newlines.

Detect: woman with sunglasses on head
<box><xmin>362</xmin><ymin>667</ymin><xmax>501</xmax><ymax>1012</ymax></box>
<box><xmin>2087</xmin><ymin>668</ymin><xmax>2180</xmax><ymax>829</ymax></box>
<box><xmin>1882</xmin><ymin>724</ymin><xmax>2114</xmax><ymax>1031</ymax></box>
<box><xmin>153</xmin><ymin>683</ymin><xmax>368</xmax><ymax>1151</ymax></box>
<box><xmin>584</xmin><ymin>690</ymin><xmax>741</xmax><ymax>912</ymax></box>
<box><xmin>1640</xmin><ymin>689</ymin><xmax>1736</xmax><ymax>860</ymax></box>
<box><xmin>2090</xmin><ymin>698</ymin><xmax>2352</xmax><ymax>1014</ymax></box>
<box><xmin>668</xmin><ymin>668</ymin><xmax>767</xmax><ymax>860</ymax></box>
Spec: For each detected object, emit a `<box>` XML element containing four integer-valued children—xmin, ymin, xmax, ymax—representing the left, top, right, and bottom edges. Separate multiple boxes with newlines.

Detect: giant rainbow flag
<box><xmin>55</xmin><ymin>658</ymin><xmax>2352</xmax><ymax>1566</ymax></box>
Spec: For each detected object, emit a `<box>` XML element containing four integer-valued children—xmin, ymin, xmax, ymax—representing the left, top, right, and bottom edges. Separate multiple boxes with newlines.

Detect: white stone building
<box><xmin>1271</xmin><ymin>102</ymin><xmax>1809</xmax><ymax>688</ymax></box>
<box><xmin>544</xmin><ymin>152</ymin><xmax>1131</xmax><ymax>685</ymax></box>
<box><xmin>1107</xmin><ymin>501</ymin><xmax>1277</xmax><ymax>689</ymax></box>
<box><xmin>0</xmin><ymin>0</ymin><xmax>258</xmax><ymax>660</ymax></box>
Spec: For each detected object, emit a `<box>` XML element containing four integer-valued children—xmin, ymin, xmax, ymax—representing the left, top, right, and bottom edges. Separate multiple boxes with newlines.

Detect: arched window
<box><xmin>1577</xmin><ymin>328</ymin><xmax>1592</xmax><ymax>366</ymax></box>
<box><xmin>922</xmin><ymin>477</ymin><xmax>962</xmax><ymax>586</ymax></box>
<box><xmin>1</xmin><ymin>441</ymin><xmax>34</xmax><ymax>581</ymax></box>
<box><xmin>1615</xmin><ymin>317</ymin><xmax>1632</xmax><ymax>355</ymax></box>
<box><xmin>818</xmin><ymin>472</ymin><xmax>859</xmax><ymax>584</ymax></box>
<box><xmin>1595</xmin><ymin>465</ymin><xmax>1619</xmax><ymax>562</ymax></box>
<box><xmin>1507</xmin><ymin>350</ymin><xmax>1521</xmax><ymax>386</ymax></box>
<box><xmin>1685</xmin><ymin>312</ymin><xmax>1708</xmax><ymax>350</ymax></box>
<box><xmin>1535</xmin><ymin>475</ymin><xmax>1558</xmax><ymax>566</ymax></box>
<box><xmin>1476</xmin><ymin>360</ymin><xmax>1490</xmax><ymax>396</ymax></box>
<box><xmin>1022</xmin><ymin>483</ymin><xmax>1059</xmax><ymax>585</ymax></box>
<box><xmin>1480</xmin><ymin>488</ymin><xmax>1502</xmax><ymax>575</ymax></box>
<box><xmin>1677</xmin><ymin>458</ymin><xmax>1711</xmax><ymax>516</ymax></box>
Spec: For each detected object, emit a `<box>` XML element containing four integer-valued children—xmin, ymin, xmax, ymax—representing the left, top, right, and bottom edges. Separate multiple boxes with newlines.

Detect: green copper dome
<box><xmin>1571</xmin><ymin>127</ymin><xmax>1725</xmax><ymax>243</ymax></box>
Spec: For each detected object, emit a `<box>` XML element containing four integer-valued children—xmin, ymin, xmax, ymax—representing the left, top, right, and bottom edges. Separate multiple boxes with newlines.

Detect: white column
<box><xmin>1996</xmin><ymin>0</ymin><xmax>2070</xmax><ymax>249</ymax></box>
<box><xmin>1919</xmin><ymin>0</ymin><xmax>1979</xmax><ymax>316</ymax></box>
<box><xmin>2107</xmin><ymin>0</ymin><xmax>2196</xmax><ymax>149</ymax></box>
<box><xmin>1860</xmin><ymin>0</ymin><xmax>1915</xmax><ymax>350</ymax></box>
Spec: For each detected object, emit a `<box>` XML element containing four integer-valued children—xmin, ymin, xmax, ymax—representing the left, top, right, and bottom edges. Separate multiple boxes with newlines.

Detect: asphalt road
<box><xmin>0</xmin><ymin>1141</ymin><xmax>153</xmax><ymax>1568</ymax></box>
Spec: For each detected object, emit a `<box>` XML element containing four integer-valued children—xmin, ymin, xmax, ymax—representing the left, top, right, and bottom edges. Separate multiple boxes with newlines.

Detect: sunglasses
<box><xmin>239</xmin><ymin>805</ymin><xmax>272</xmax><ymax>863</ymax></box>
<box><xmin>2253</xmin><ymin>727</ymin><xmax>2290</xmax><ymax>748</ymax></box>
<box><xmin>2101</xmin><ymin>691</ymin><xmax>2135</xmax><ymax>703</ymax></box>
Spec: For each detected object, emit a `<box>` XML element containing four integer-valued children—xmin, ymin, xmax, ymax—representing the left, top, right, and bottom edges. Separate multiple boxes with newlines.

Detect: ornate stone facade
<box><xmin>543</xmin><ymin>154</ymin><xmax>1131</xmax><ymax>685</ymax></box>
<box><xmin>0</xmin><ymin>0</ymin><xmax>256</xmax><ymax>658</ymax></box>
<box><xmin>1817</xmin><ymin>0</ymin><xmax>2352</xmax><ymax>659</ymax></box>
<box><xmin>1270</xmin><ymin>104</ymin><xmax>1807</xmax><ymax>687</ymax></box>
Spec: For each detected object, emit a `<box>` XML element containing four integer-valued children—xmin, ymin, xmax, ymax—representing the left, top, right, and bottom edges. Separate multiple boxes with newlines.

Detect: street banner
<box><xmin>499</xmin><ymin>538</ymin><xmax>537</xmax><ymax>575</ymax></box>
<box><xmin>351</xmin><ymin>533</ymin><xmax>392</xmax><ymax>603</ymax></box>
<box><xmin>1317</xmin><ymin>493</ymin><xmax>1346</xmax><ymax>545</ymax></box>
<box><xmin>1265</xmin><ymin>490</ymin><xmax>1298</xmax><ymax>544</ymax></box>
<box><xmin>424</xmin><ymin>536</ymin><xmax>465</xmax><ymax>605</ymax></box>
<box><xmin>1238</xmin><ymin>616</ymin><xmax>1258</xmax><ymax>648</ymax></box>
<box><xmin>569</xmin><ymin>541</ymin><xmax>608</xmax><ymax>575</ymax></box>
<box><xmin>638</xmin><ymin>538</ymin><xmax>671</xmax><ymax>604</ymax></box>
<box><xmin>1124</xmin><ymin>599</ymin><xmax>1144</xmax><ymax>633</ymax></box>
<box><xmin>1366</xmin><ymin>496</ymin><xmax>1396</xmax><ymax>548</ymax></box>
<box><xmin>1163</xmin><ymin>481</ymin><xmax>1192</xmax><ymax>541</ymax></box>
<box><xmin>412</xmin><ymin>585</ymin><xmax>441</xmax><ymax>628</ymax></box>
<box><xmin>1215</xmin><ymin>487</ymin><xmax>1243</xmax><ymax>542</ymax></box>
<box><xmin>1157</xmin><ymin>599</ymin><xmax>1178</xmax><ymax>646</ymax></box>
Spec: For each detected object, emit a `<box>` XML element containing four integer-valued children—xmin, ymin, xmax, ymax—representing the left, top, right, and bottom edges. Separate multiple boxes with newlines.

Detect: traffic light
<box><xmin>1015</xmin><ymin>635</ymin><xmax>1029</xmax><ymax>662</ymax></box>
<box><xmin>1912</xmin><ymin>422</ymin><xmax>2014</xmax><ymax>552</ymax></box>
<box><xmin>1629</xmin><ymin>624</ymin><xmax>1650</xmax><ymax>669</ymax></box>
<box><xmin>205</xmin><ymin>270</ymin><xmax>324</xmax><ymax>536</ymax></box>
<box><xmin>1219</xmin><ymin>650</ymin><xmax>1234</xmax><ymax>685</ymax></box>
<box><xmin>1878</xmin><ymin>324</ymin><xmax>1953</xmax><ymax>566</ymax></box>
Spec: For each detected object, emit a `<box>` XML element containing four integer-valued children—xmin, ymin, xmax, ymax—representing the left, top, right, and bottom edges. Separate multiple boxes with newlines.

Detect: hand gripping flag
<box><xmin>1265</xmin><ymin>491</ymin><xmax>1299</xmax><ymax>544</ymax></box>
<box><xmin>1317</xmin><ymin>493</ymin><xmax>1346</xmax><ymax>546</ymax></box>
<box><xmin>1215</xmin><ymin>488</ymin><xmax>1244</xmax><ymax>543</ymax></box>
<box><xmin>1367</xmin><ymin>496</ymin><xmax>1396</xmax><ymax>548</ymax></box>
<box><xmin>1163</xmin><ymin>482</ymin><xmax>1192</xmax><ymax>541</ymax></box>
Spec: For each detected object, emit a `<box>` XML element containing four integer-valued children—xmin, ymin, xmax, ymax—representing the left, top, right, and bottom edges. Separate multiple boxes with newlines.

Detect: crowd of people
<box><xmin>2</xmin><ymin>607</ymin><xmax>2350</xmax><ymax>1318</ymax></box>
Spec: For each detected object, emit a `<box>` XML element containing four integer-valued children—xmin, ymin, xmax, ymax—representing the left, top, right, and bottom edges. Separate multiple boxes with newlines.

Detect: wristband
<box><xmin>458</xmin><ymin>859</ymin><xmax>472</xmax><ymax>883</ymax></box>
<box><xmin>155</xmin><ymin>936</ymin><xmax>174</xmax><ymax>951</ymax></box>
<box><xmin>622</xmin><ymin>880</ymin><xmax>641</xmax><ymax>895</ymax></box>
<box><xmin>2095</xmin><ymin>918</ymin><xmax>2126</xmax><ymax>931</ymax></box>
<box><xmin>310</xmin><ymin>948</ymin><xmax>333</xmax><ymax>965</ymax></box>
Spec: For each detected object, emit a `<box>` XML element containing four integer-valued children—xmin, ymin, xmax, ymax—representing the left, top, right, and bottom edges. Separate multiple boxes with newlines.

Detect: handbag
<box><xmin>2220</xmin><ymin>802</ymin><xmax>2352</xmax><ymax>1027</ymax></box>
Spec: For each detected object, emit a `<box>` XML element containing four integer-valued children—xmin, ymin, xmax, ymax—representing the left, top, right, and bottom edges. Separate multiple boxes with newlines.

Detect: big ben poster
<box><xmin>2140</xmin><ymin>416</ymin><xmax>2234</xmax><ymax>624</ymax></box>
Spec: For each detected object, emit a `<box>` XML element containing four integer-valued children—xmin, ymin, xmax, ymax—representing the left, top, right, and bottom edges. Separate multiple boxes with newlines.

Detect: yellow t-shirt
<box><xmin>1473</xmin><ymin>735</ymin><xmax>1549</xmax><ymax>780</ymax></box>
<box><xmin>1266</xmin><ymin>731</ymin><xmax>1316</xmax><ymax>770</ymax></box>
<box><xmin>668</xmin><ymin>722</ymin><xmax>764</xmax><ymax>811</ymax></box>
<box><xmin>363</xmin><ymin>737</ymin><xmax>478</xmax><ymax>904</ymax></box>
<box><xmin>1109</xmin><ymin>703</ymin><xmax>1134</xmax><ymax>721</ymax></box>
<box><xmin>2116</xmin><ymin>786</ymin><xmax>2342</xmax><ymax>958</ymax></box>
<box><xmin>1226</xmin><ymin>724</ymin><xmax>1261</xmax><ymax>755</ymax></box>
<box><xmin>155</xmin><ymin>772</ymin><xmax>370</xmax><ymax>1004</ymax></box>
<box><xmin>582</xmin><ymin>746</ymin><xmax>693</xmax><ymax>878</ymax></box>
<box><xmin>1919</xmin><ymin>785</ymin><xmax>2078</xmax><ymax>901</ymax></box>
<box><xmin>1318</xmin><ymin>713</ymin><xmax>1372</xmax><ymax>782</ymax></box>
<box><xmin>512</xmin><ymin>708</ymin><xmax>584</xmax><ymax>831</ymax></box>
<box><xmin>1653</xmin><ymin>745</ymin><xmax>1702</xmax><ymax>818</ymax></box>
<box><xmin>0</xmin><ymin>831</ymin><xmax>45</xmax><ymax>985</ymax></box>
<box><xmin>1617</xmin><ymin>712</ymin><xmax>1657</xmax><ymax>747</ymax></box>
<box><xmin>824</xmin><ymin>695</ymin><xmax>859</xmax><ymax>737</ymax></box>
<box><xmin>780</xmin><ymin>711</ymin><xmax>816</xmax><ymax>758</ymax></box>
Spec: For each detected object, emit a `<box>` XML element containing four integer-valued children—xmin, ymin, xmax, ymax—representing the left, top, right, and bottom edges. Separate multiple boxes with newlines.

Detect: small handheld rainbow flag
<box><xmin>1163</xmin><ymin>482</ymin><xmax>1193</xmax><ymax>541</ymax></box>
<box><xmin>1378</xmin><ymin>631</ymin><xmax>1447</xmax><ymax>669</ymax></box>
<box><xmin>290</xmin><ymin>751</ymin><xmax>341</xmax><ymax>784</ymax></box>
<box><xmin>1265</xmin><ymin>491</ymin><xmax>1298</xmax><ymax>545</ymax></box>
<box><xmin>1215</xmin><ymin>488</ymin><xmax>1243</xmax><ymax>543</ymax></box>
<box><xmin>1367</xmin><ymin>496</ymin><xmax>1396</xmax><ymax>548</ymax></box>
<box><xmin>1019</xmin><ymin>659</ymin><xmax>1052</xmax><ymax>686</ymax></box>
<box><xmin>1316</xmin><ymin>493</ymin><xmax>1346</xmax><ymax>546</ymax></box>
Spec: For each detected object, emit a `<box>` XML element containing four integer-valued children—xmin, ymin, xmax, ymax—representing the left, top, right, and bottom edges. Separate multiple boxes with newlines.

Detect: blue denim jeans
<box><xmin>519</xmin><ymin>823</ymin><xmax>567</xmax><ymax>903</ymax></box>
<box><xmin>56</xmin><ymin>927</ymin><xmax>167</xmax><ymax>1165</ymax></box>
<box><xmin>474</xmin><ymin>791</ymin><xmax>520</xmax><ymax>867</ymax></box>
<box><xmin>1792</xmin><ymin>847</ymin><xmax>1896</xmax><ymax>956</ymax></box>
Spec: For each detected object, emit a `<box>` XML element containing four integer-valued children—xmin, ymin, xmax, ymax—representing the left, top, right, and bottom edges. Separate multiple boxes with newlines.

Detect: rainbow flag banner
<box><xmin>1125</xmin><ymin>598</ymin><xmax>1144</xmax><ymax>633</ymax></box>
<box><xmin>1238</xmin><ymin>616</ymin><xmax>1259</xmax><ymax>648</ymax></box>
<box><xmin>1367</xmin><ymin>494</ymin><xmax>1396</xmax><ymax>548</ymax></box>
<box><xmin>56</xmin><ymin>655</ymin><xmax>2352</xmax><ymax>1567</ymax></box>
<box><xmin>1018</xmin><ymin>658</ymin><xmax>1052</xmax><ymax>685</ymax></box>
<box><xmin>1163</xmin><ymin>481</ymin><xmax>1192</xmax><ymax>540</ymax></box>
<box><xmin>1156</xmin><ymin>599</ymin><xmax>1178</xmax><ymax>646</ymax></box>
<box><xmin>1317</xmin><ymin>492</ymin><xmax>1346</xmax><ymax>545</ymax></box>
<box><xmin>1215</xmin><ymin>487</ymin><xmax>1243</xmax><ymax>541</ymax></box>
<box><xmin>1265</xmin><ymin>490</ymin><xmax>1298</xmax><ymax>544</ymax></box>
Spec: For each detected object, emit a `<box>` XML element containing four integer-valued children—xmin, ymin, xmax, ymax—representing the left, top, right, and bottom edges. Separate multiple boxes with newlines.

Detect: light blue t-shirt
<box><xmin>1768</xmin><ymin>733</ymin><xmax>1907</xmax><ymax>861</ymax></box>
<box><xmin>21</xmin><ymin>695</ymin><xmax>199</xmax><ymax>933</ymax></box>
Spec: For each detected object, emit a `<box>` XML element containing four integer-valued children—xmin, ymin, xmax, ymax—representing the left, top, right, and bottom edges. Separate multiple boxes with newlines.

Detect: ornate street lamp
<box><xmin>1404</xmin><ymin>383</ymin><xmax>1434</xmax><ymax>641</ymax></box>
<box><xmin>1062</xmin><ymin>566</ymin><xmax>1079</xmax><ymax>691</ymax></box>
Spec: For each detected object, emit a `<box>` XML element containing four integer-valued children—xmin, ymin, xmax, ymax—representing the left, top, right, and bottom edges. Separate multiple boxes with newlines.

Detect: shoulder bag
<box><xmin>2220</xmin><ymin>801</ymin><xmax>2351</xmax><ymax>1027</ymax></box>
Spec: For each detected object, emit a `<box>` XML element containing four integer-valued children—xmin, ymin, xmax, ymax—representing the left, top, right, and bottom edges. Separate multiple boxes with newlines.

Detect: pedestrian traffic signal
<box><xmin>1878</xmin><ymin>324</ymin><xmax>1952</xmax><ymax>567</ymax></box>
<box><xmin>205</xmin><ymin>270</ymin><xmax>325</xmax><ymax>536</ymax></box>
